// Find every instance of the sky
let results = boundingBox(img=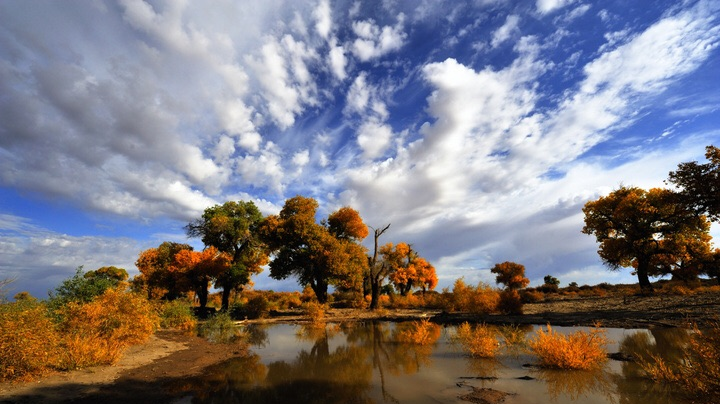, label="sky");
[1,0,719,300]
